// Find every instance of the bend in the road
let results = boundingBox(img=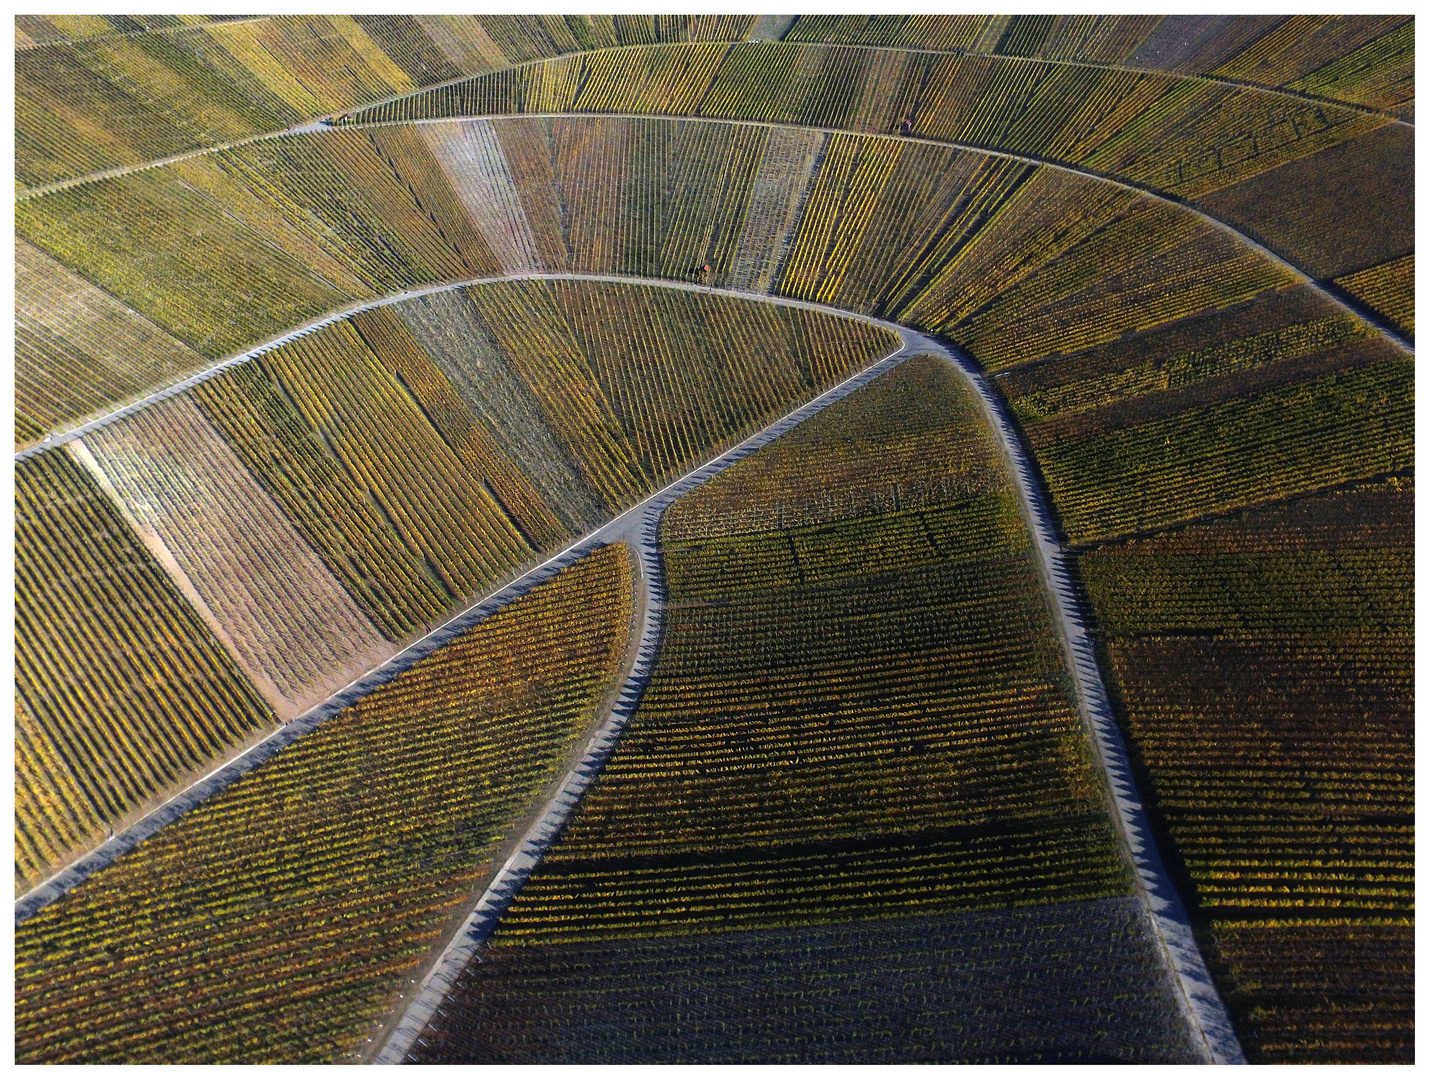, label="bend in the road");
[375,336,918,1065]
